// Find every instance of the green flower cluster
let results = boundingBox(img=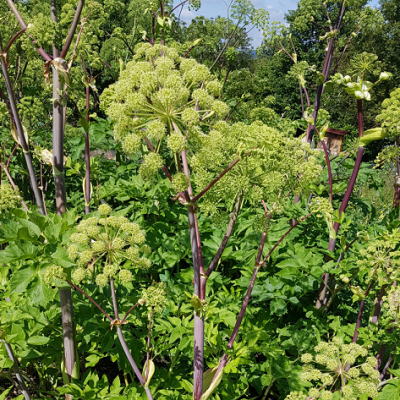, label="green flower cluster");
[376,88,400,140]
[44,265,66,286]
[309,197,335,239]
[0,184,22,211]
[101,43,230,181]
[172,173,190,193]
[191,121,322,216]
[356,231,400,285]
[67,205,151,288]
[140,282,167,315]
[382,285,400,328]
[289,337,379,400]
